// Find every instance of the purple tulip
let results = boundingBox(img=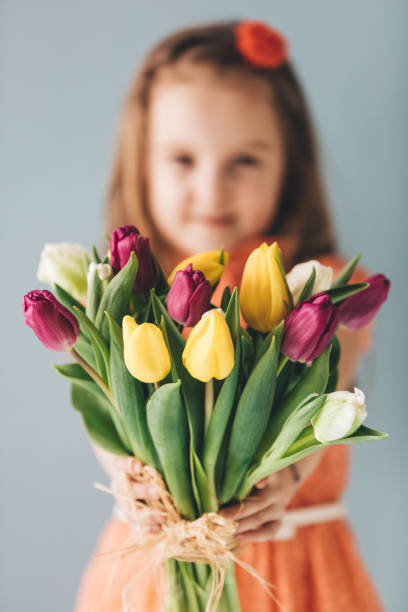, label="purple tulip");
[23,290,80,351]
[167,264,212,326]
[282,292,340,362]
[339,273,390,330]
[110,225,159,294]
